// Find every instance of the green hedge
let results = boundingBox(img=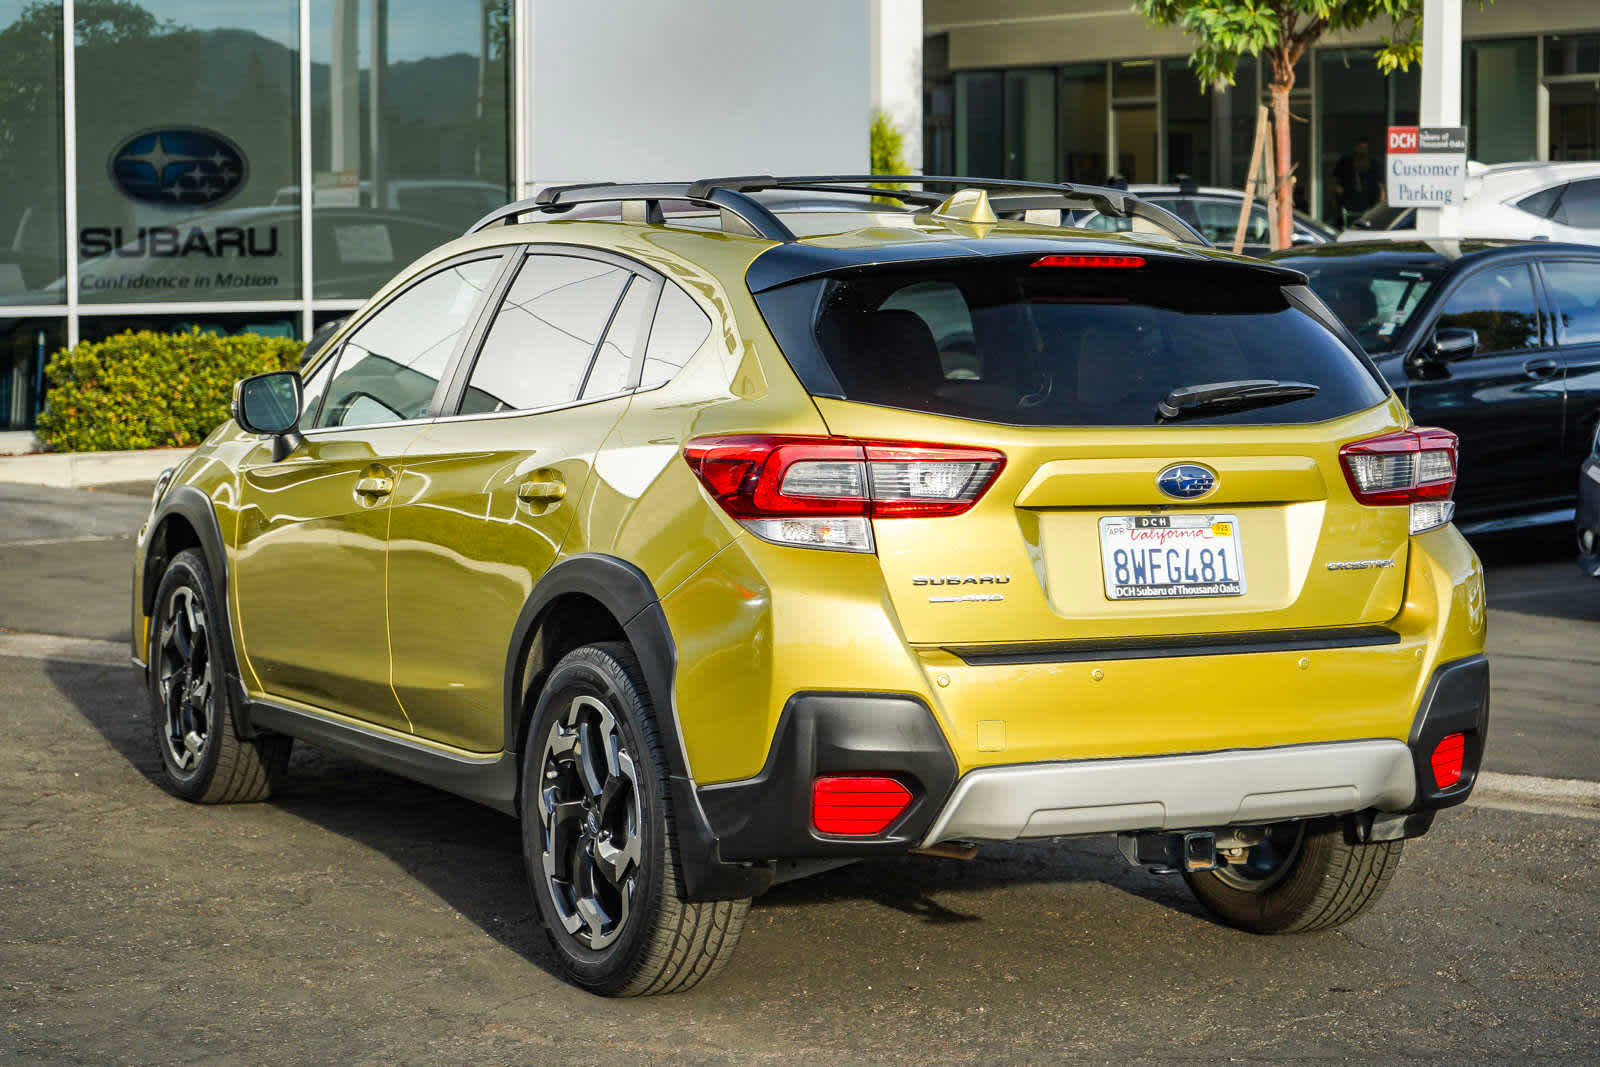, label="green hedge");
[37,329,304,453]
